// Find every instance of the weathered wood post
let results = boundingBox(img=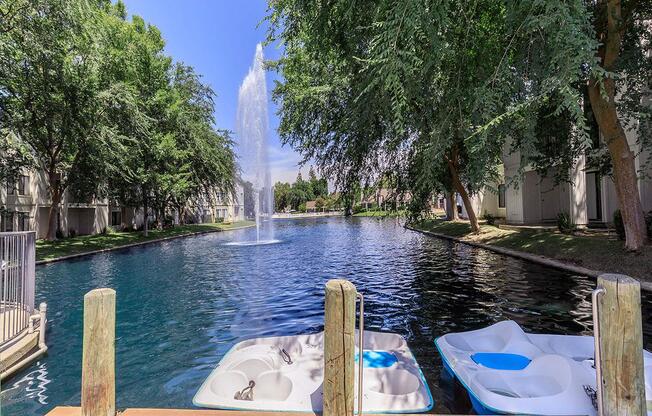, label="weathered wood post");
[595,274,646,416]
[81,288,116,416]
[323,279,357,416]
